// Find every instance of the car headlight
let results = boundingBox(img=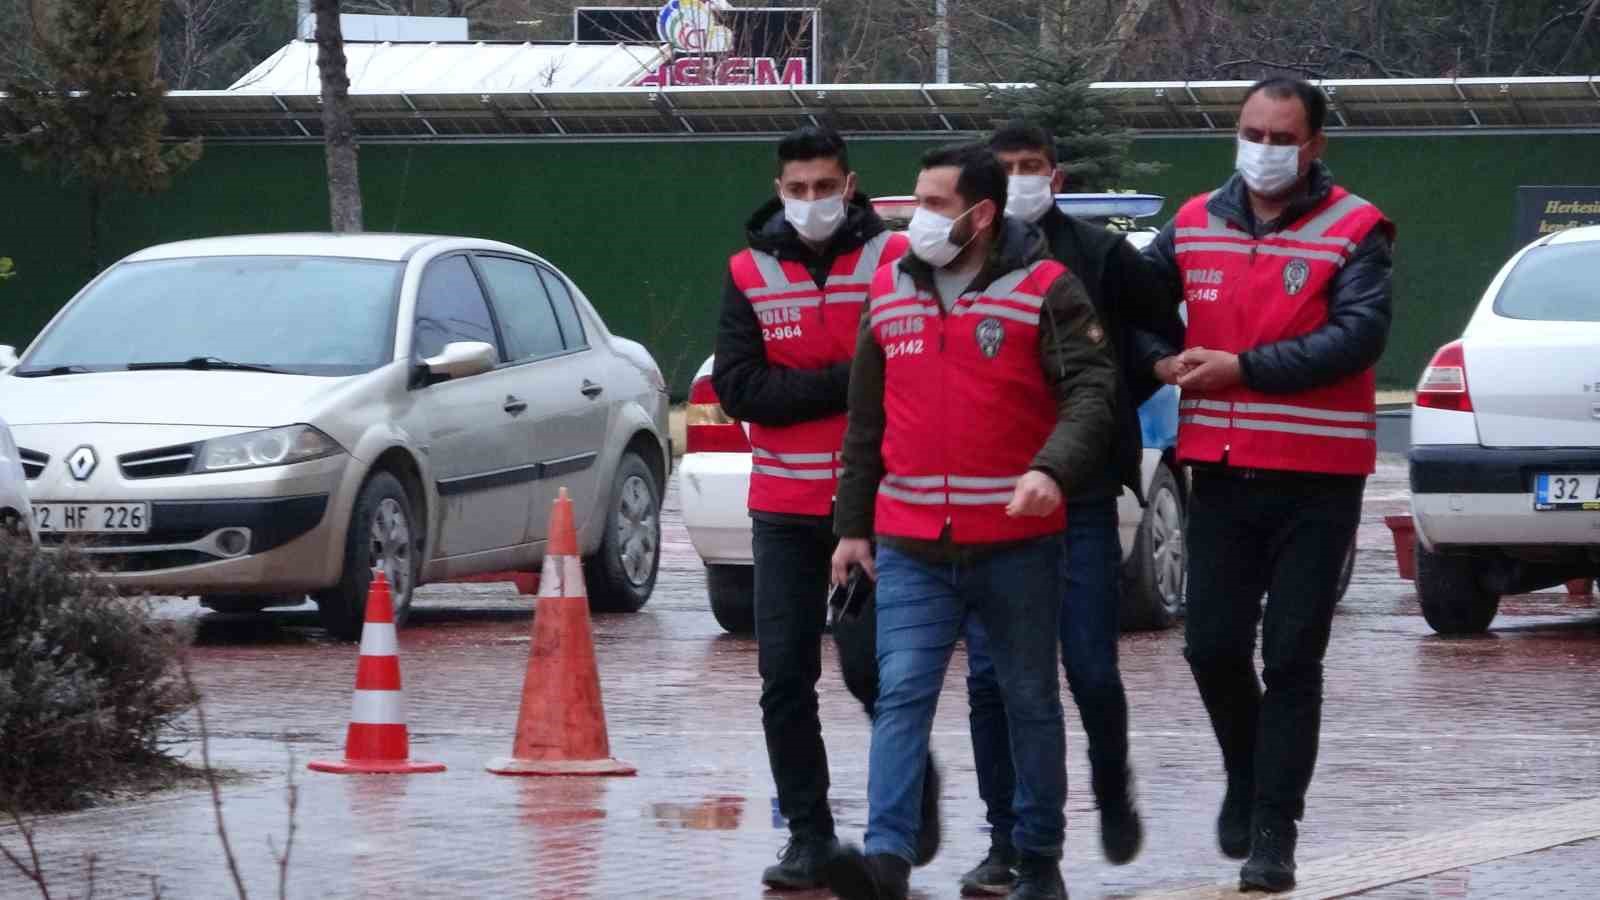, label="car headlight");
[198,425,343,473]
